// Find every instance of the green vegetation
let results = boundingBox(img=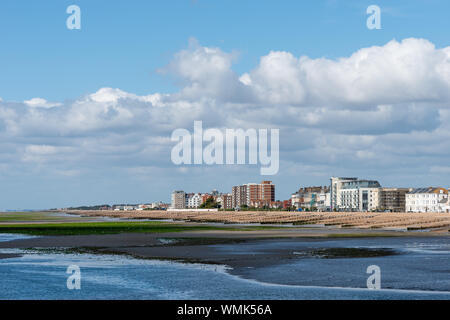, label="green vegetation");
[0,212,70,222]
[199,197,220,209]
[0,221,280,236]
